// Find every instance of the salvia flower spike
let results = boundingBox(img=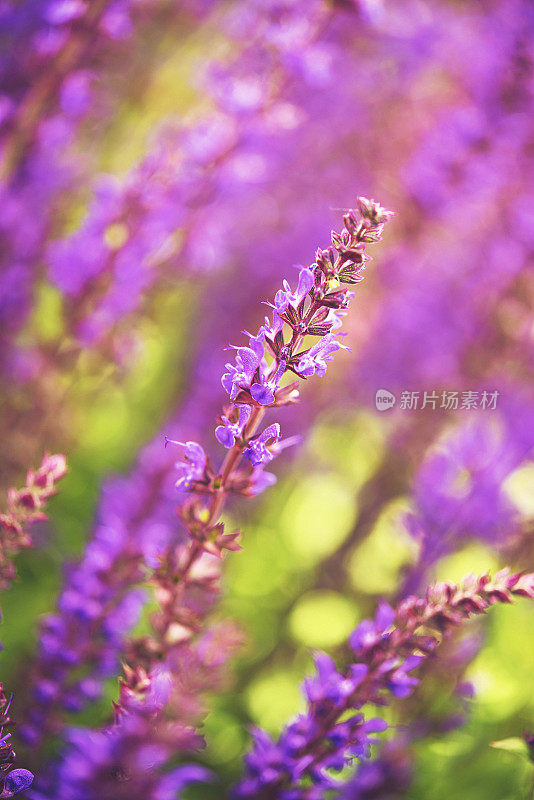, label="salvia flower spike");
[169,197,394,522]
[236,570,534,798]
